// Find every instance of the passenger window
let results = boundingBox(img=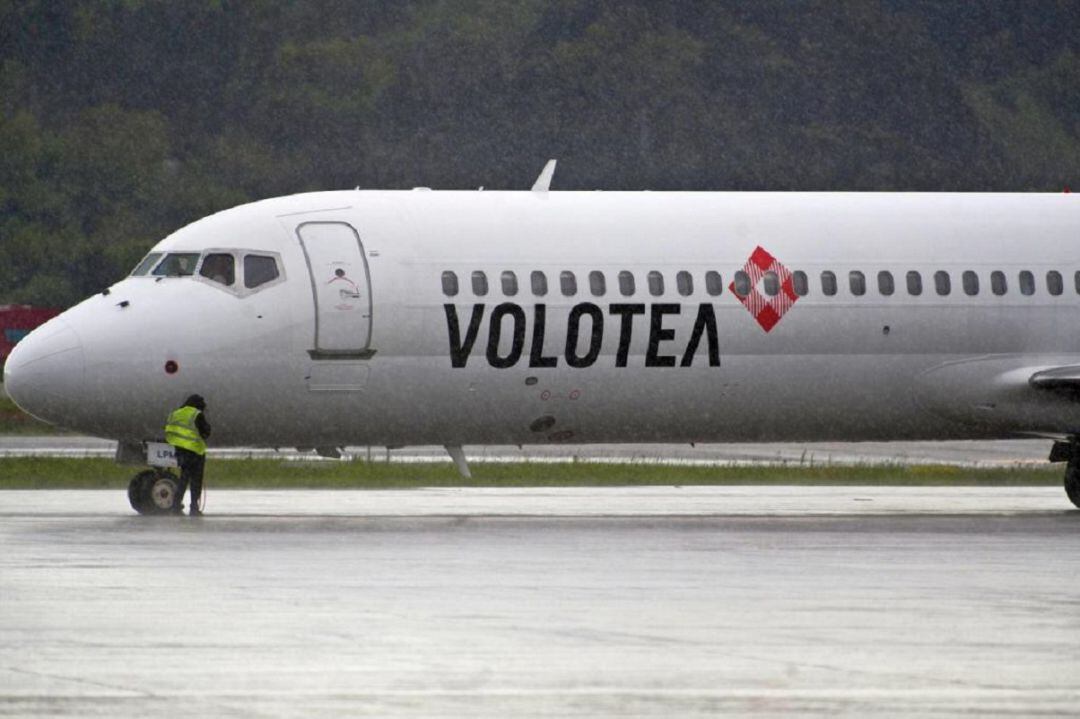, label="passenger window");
[131,252,163,276]
[734,271,751,297]
[878,271,894,296]
[441,271,459,296]
[244,255,280,289]
[531,271,547,296]
[821,271,837,297]
[676,271,693,296]
[1075,270,1080,295]
[849,271,866,296]
[199,253,235,286]
[560,271,577,296]
[962,270,979,296]
[991,270,1007,296]
[501,271,518,296]
[648,271,664,296]
[618,271,635,296]
[705,271,723,296]
[153,253,200,277]
[792,270,808,296]
[906,271,922,296]
[1019,270,1035,296]
[472,271,488,296]
[589,271,606,297]
[934,271,951,296]
[1047,270,1063,296]
[762,271,779,296]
